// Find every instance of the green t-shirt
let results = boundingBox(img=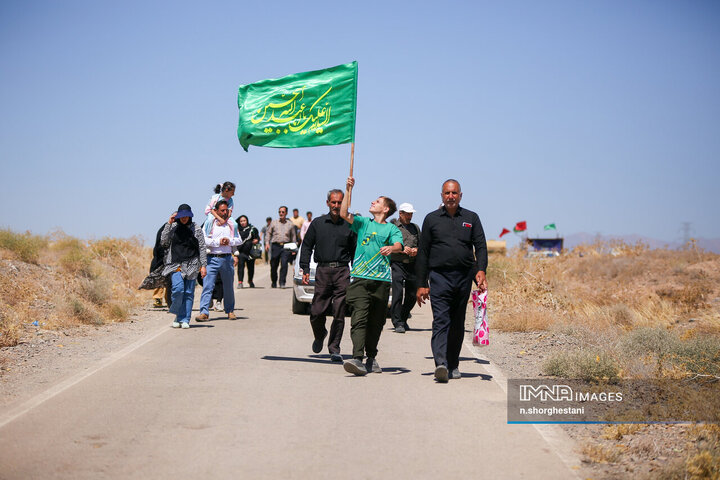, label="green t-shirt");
[350,216,403,282]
